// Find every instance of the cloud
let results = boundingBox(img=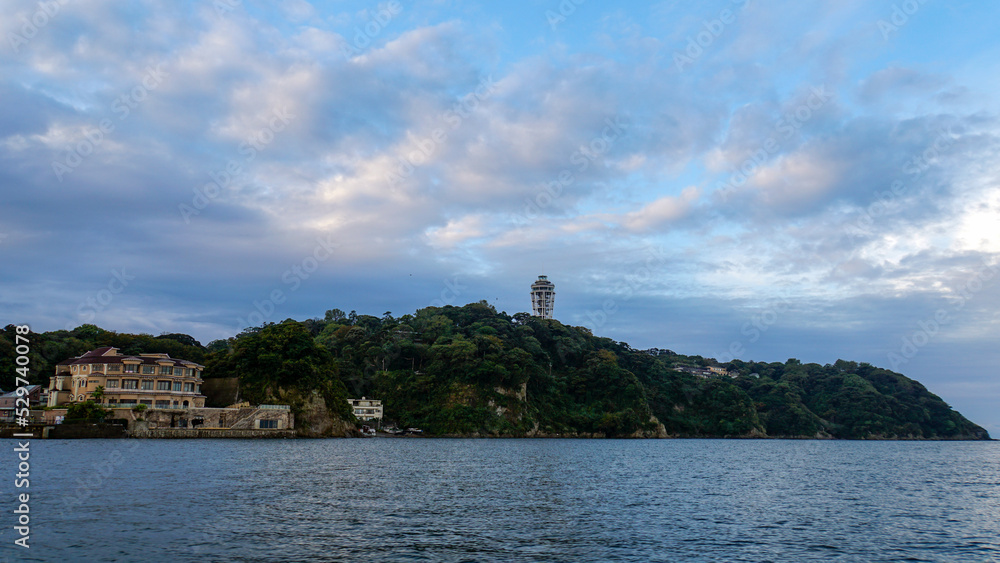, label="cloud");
[2,0,1000,430]
[426,214,488,249]
[621,186,700,232]
[858,66,948,104]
